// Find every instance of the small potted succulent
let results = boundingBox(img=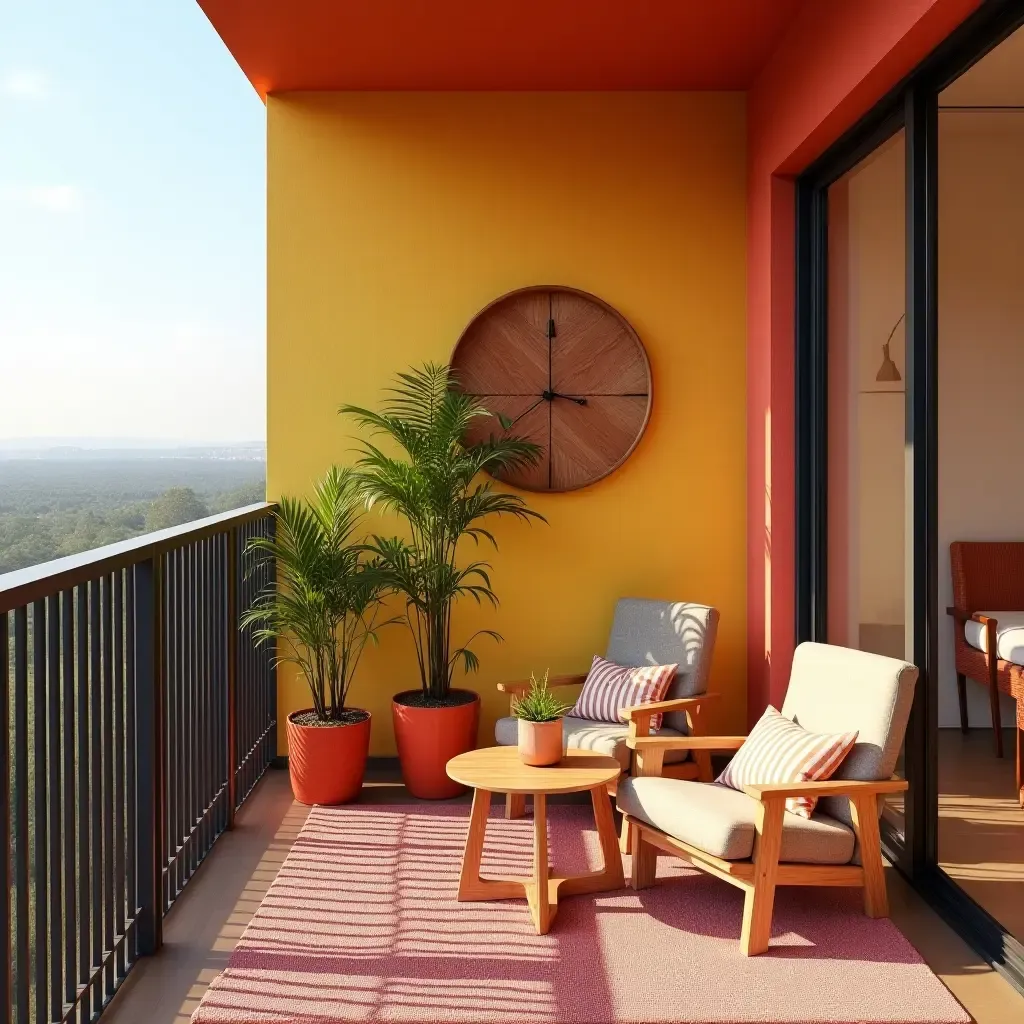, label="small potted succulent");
[511,671,574,767]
